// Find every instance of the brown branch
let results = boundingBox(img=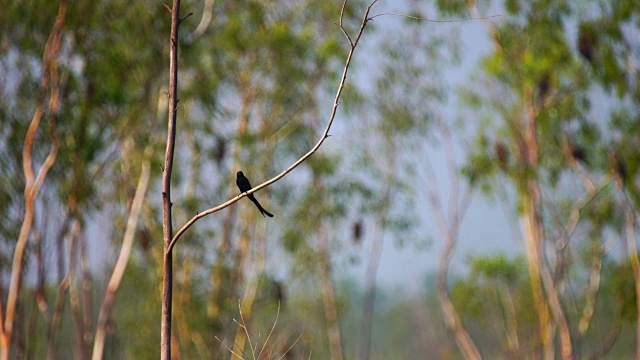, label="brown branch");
[2,2,66,358]
[161,0,183,358]
[167,0,379,254]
